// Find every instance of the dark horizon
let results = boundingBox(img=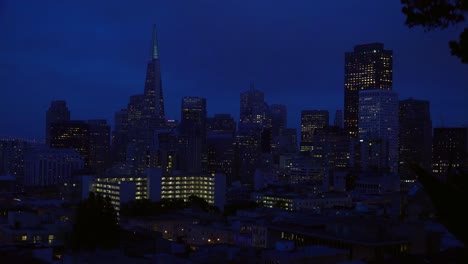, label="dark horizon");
[1,0,468,140]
